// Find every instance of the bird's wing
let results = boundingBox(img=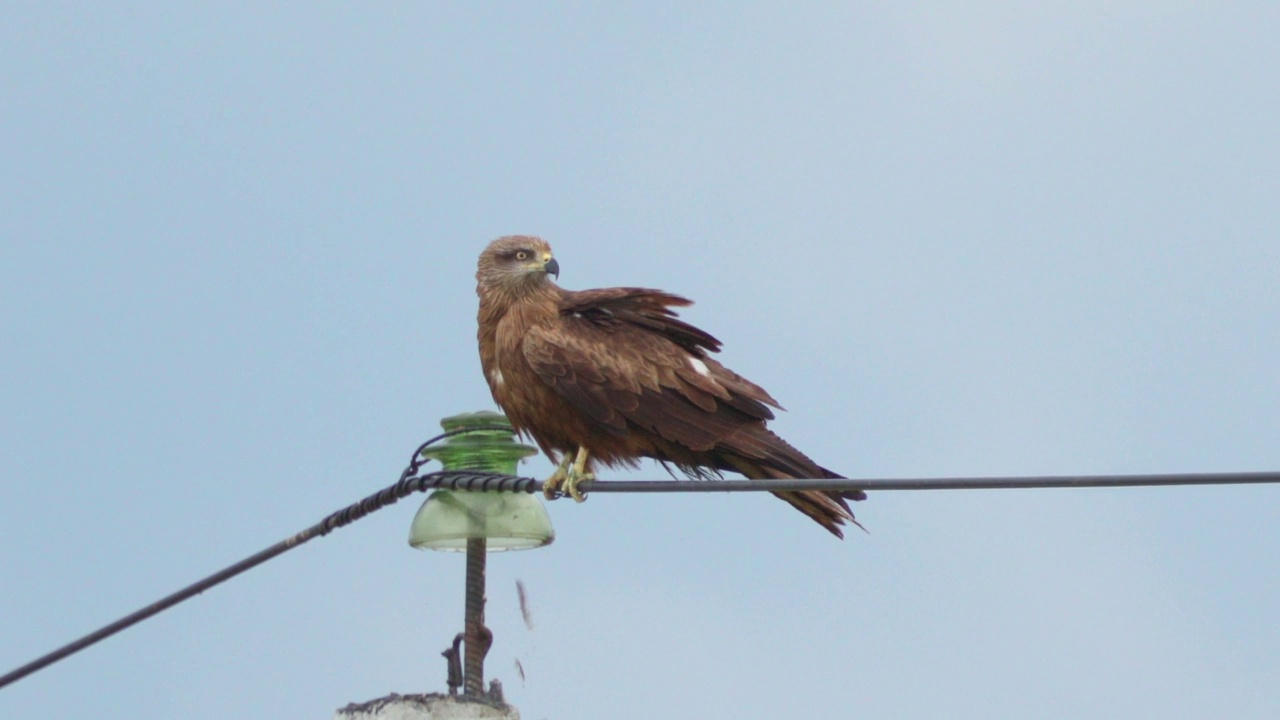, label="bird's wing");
[521,288,783,452]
